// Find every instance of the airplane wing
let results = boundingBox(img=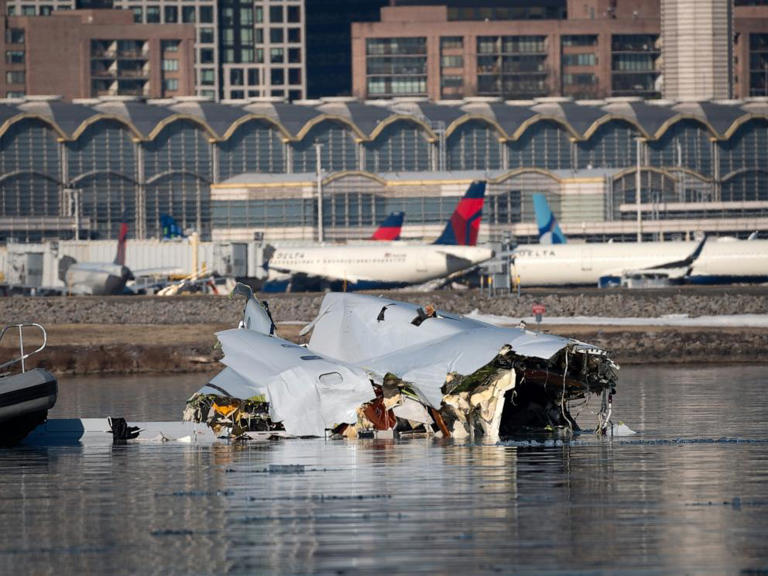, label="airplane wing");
[598,236,708,287]
[642,235,707,271]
